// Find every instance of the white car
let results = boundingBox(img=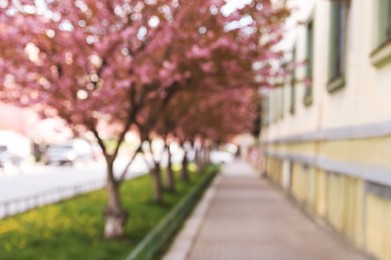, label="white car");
[42,139,95,166]
[0,131,30,171]
[210,150,235,164]
[0,145,23,169]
